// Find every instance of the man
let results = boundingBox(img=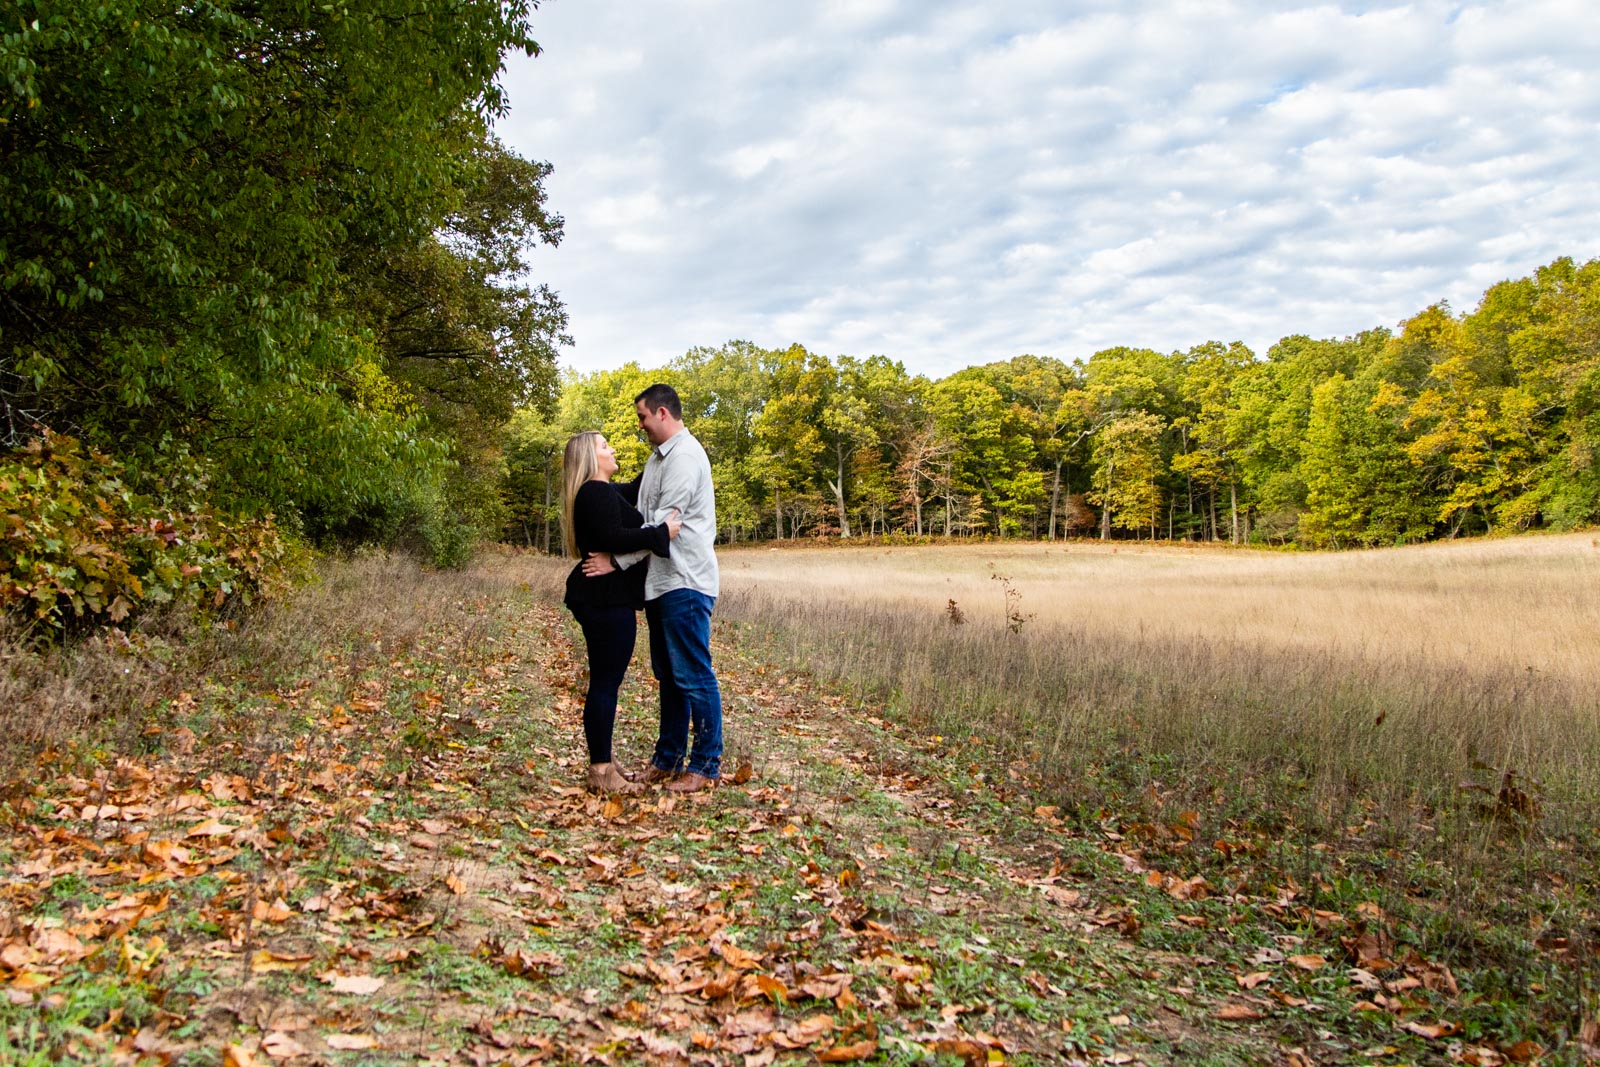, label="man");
[584,383,723,792]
